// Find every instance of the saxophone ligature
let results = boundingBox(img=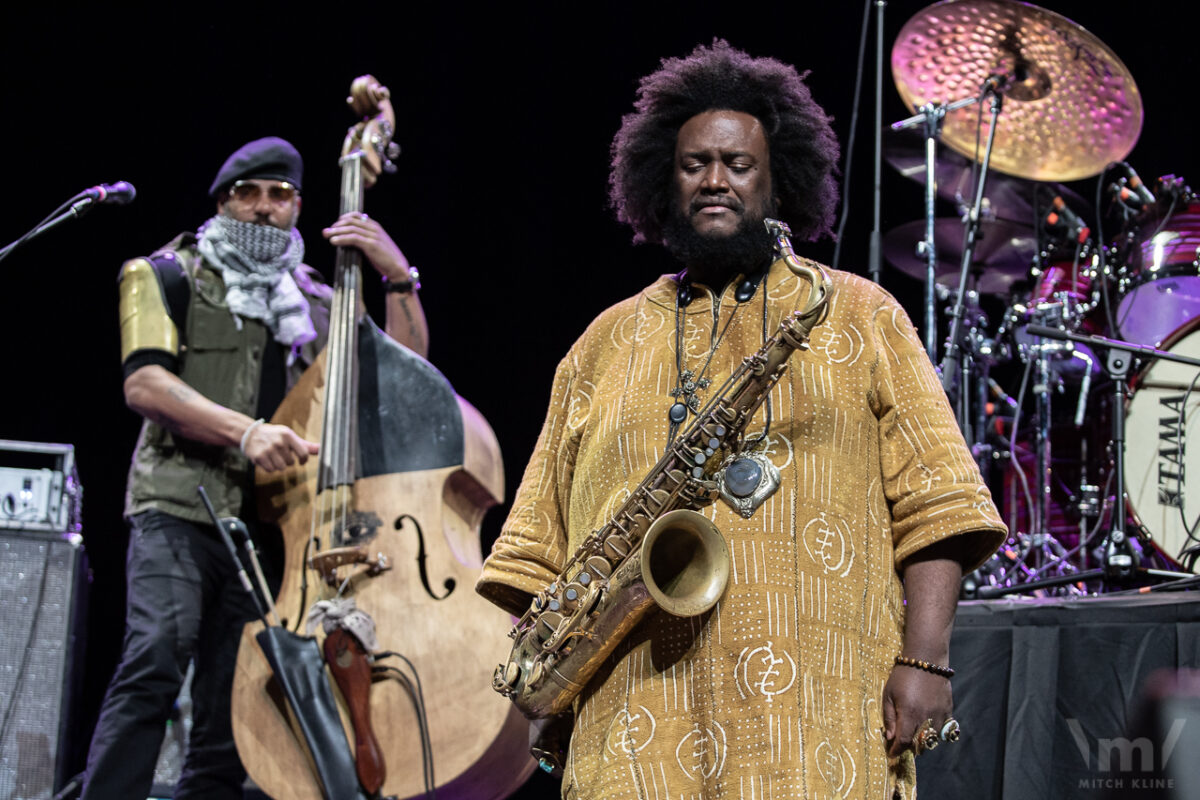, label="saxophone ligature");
[493,219,832,730]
